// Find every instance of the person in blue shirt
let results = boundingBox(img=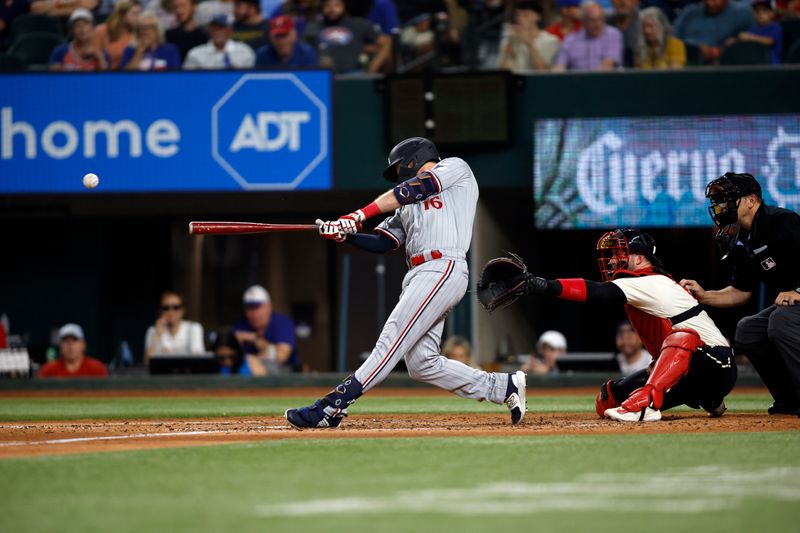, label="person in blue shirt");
[232,285,301,373]
[121,12,181,70]
[733,0,782,64]
[255,14,318,65]
[214,331,268,375]
[674,0,754,63]
[368,0,399,35]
